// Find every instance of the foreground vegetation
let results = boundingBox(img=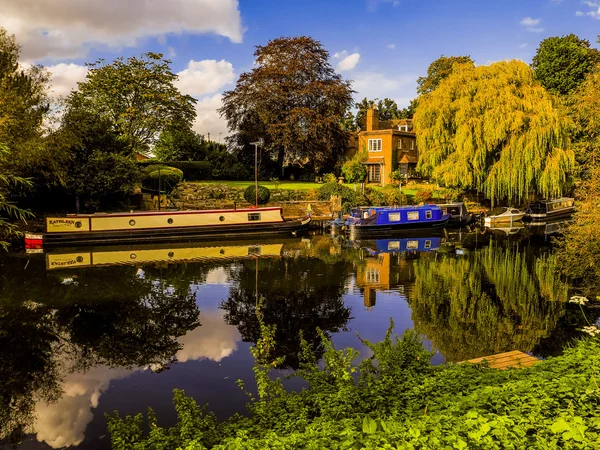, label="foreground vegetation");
[108,314,600,449]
